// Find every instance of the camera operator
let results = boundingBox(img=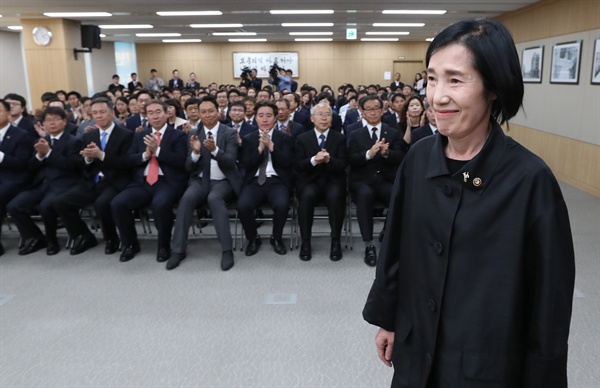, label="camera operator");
[268,65,291,92]
[240,68,263,90]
